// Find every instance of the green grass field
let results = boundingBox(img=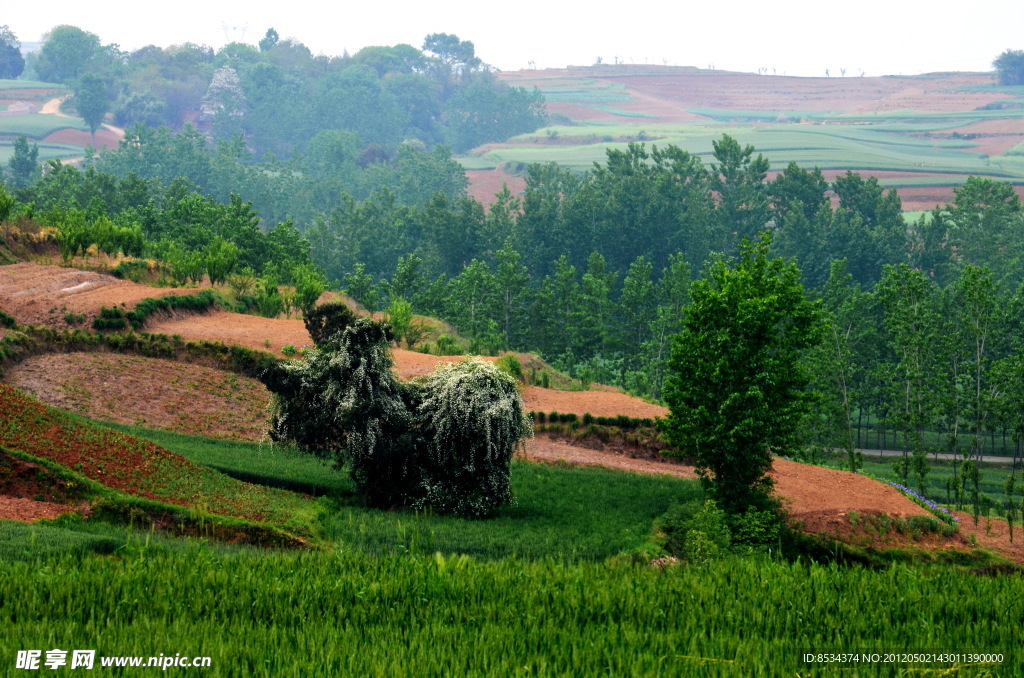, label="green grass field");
[0,78,61,92]
[0,113,89,139]
[2,414,1021,674]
